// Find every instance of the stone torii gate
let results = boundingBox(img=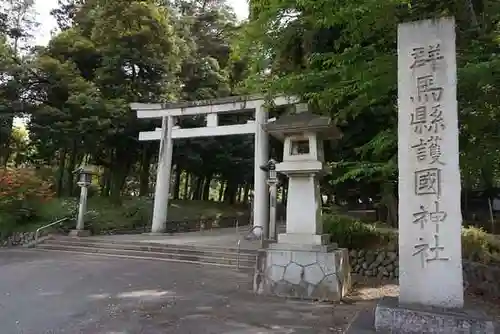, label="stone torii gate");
[130,95,299,234]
